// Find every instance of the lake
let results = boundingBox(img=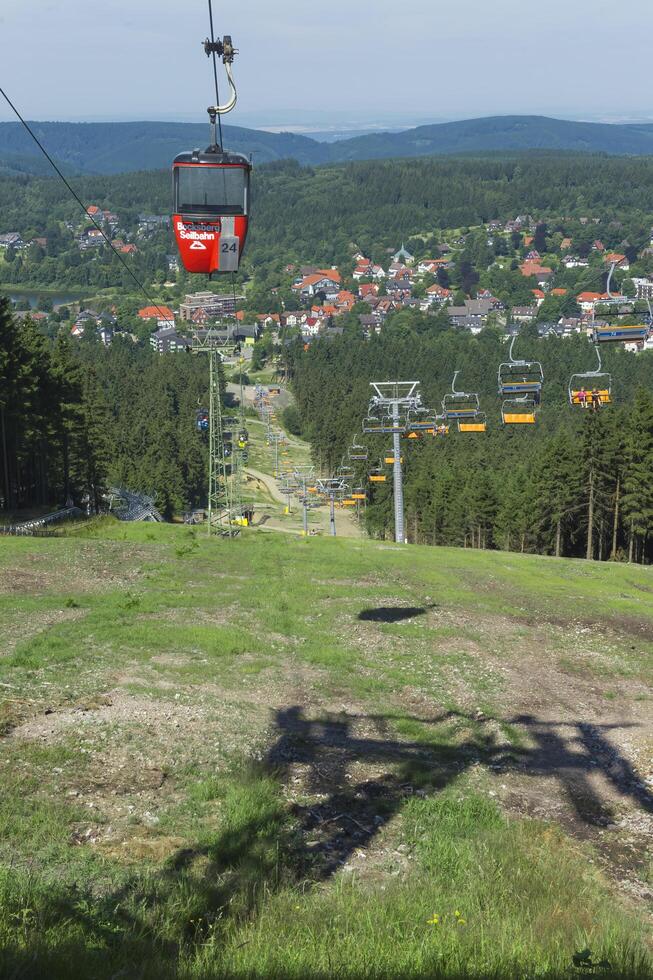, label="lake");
[5,290,87,310]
